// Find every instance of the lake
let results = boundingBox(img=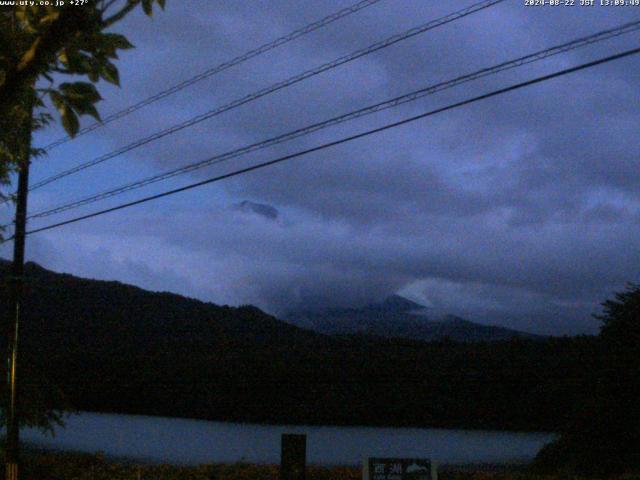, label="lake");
[22,412,555,466]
